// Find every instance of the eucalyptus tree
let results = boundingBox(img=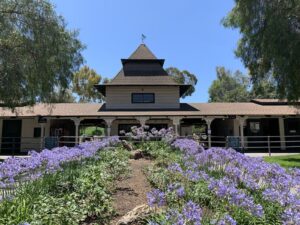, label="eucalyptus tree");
[223,0,300,100]
[166,67,198,98]
[73,66,103,103]
[208,67,250,102]
[0,0,85,108]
